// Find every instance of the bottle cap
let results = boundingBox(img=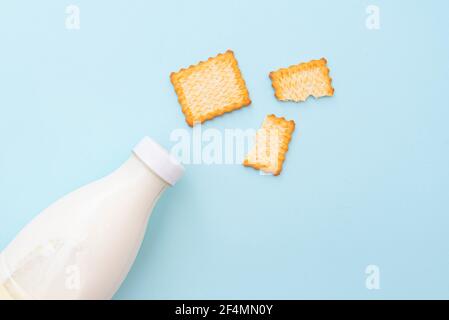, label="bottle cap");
[133,137,184,186]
